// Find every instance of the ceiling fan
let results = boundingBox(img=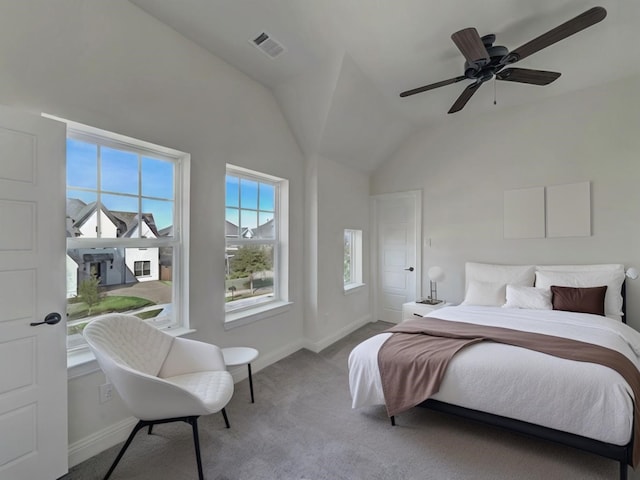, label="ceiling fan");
[400,6,607,113]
